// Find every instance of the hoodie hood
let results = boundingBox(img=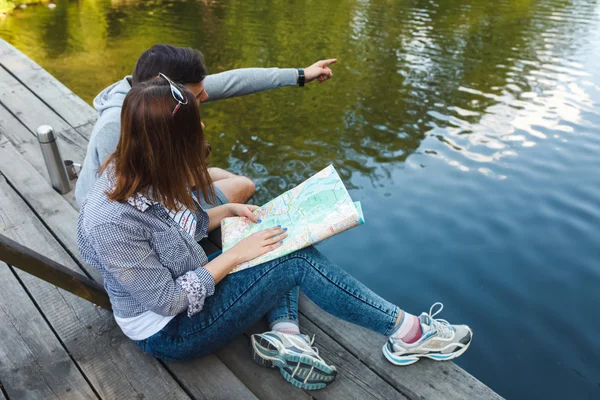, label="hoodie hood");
[93,76,132,116]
